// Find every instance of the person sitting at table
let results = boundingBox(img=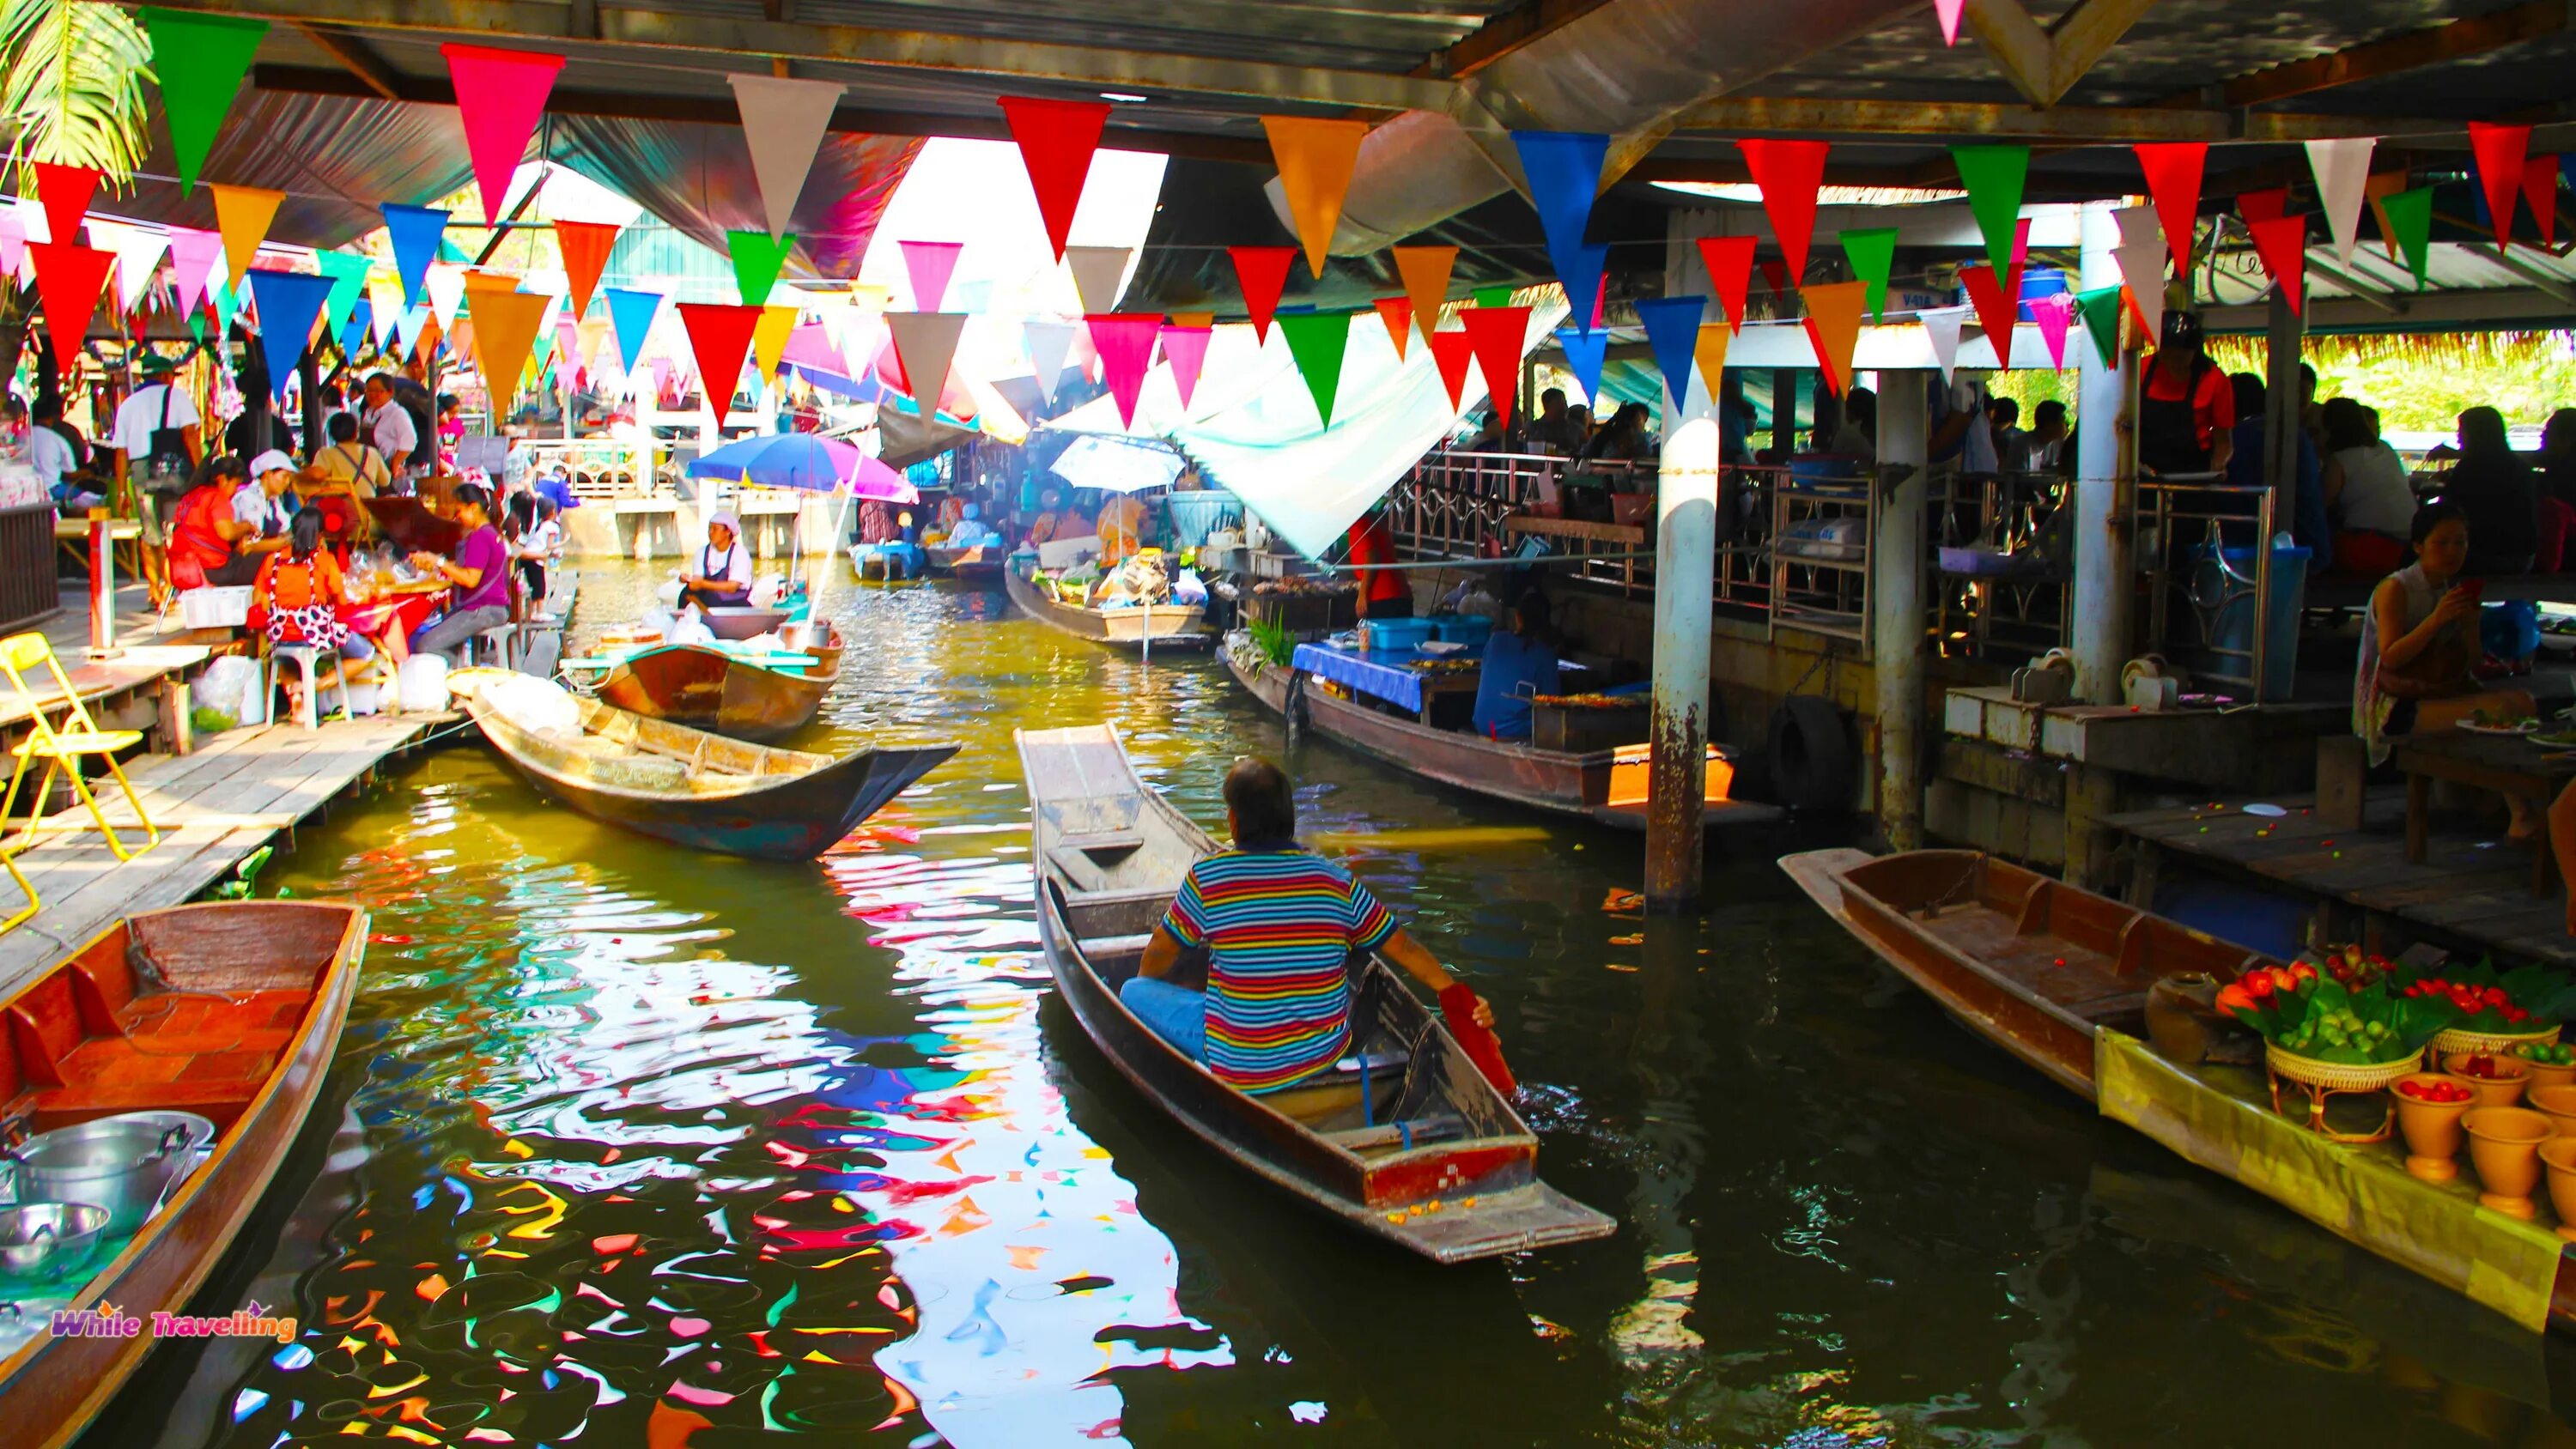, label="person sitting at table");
[1097,493,1145,564]
[29,399,100,513]
[2354,500,2539,837]
[300,412,390,548]
[166,454,288,591]
[256,509,376,717]
[2322,398,2415,579]
[404,482,512,660]
[1472,594,1563,742]
[509,494,562,615]
[2224,373,2330,570]
[2435,406,2545,576]
[679,510,753,609]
